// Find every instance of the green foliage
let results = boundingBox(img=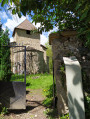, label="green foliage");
[45,41,53,73]
[0,104,8,116]
[86,96,90,104]
[60,113,69,119]
[0,0,90,46]
[50,31,60,34]
[82,70,90,94]
[60,65,65,72]
[43,84,54,107]
[84,95,90,118]
[0,22,12,81]
[0,107,8,115]
[44,108,58,119]
[60,65,66,88]
[82,70,90,118]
